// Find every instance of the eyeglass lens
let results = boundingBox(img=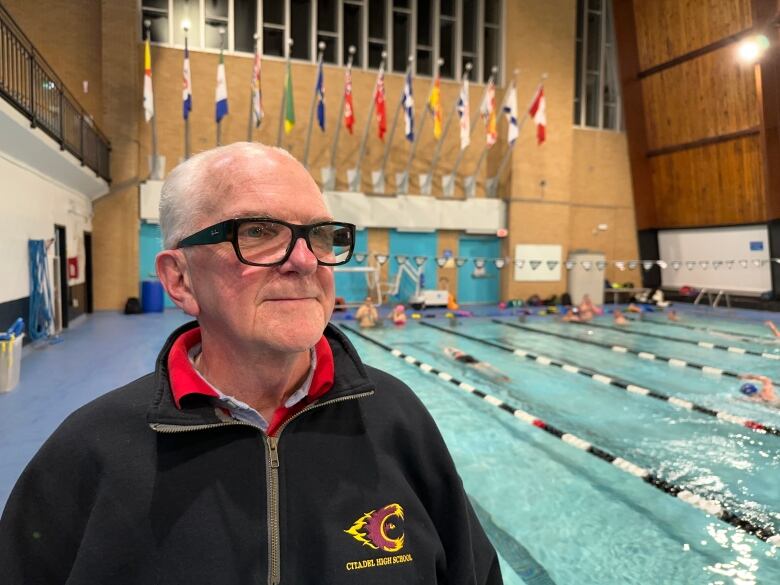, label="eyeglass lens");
[236,221,352,265]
